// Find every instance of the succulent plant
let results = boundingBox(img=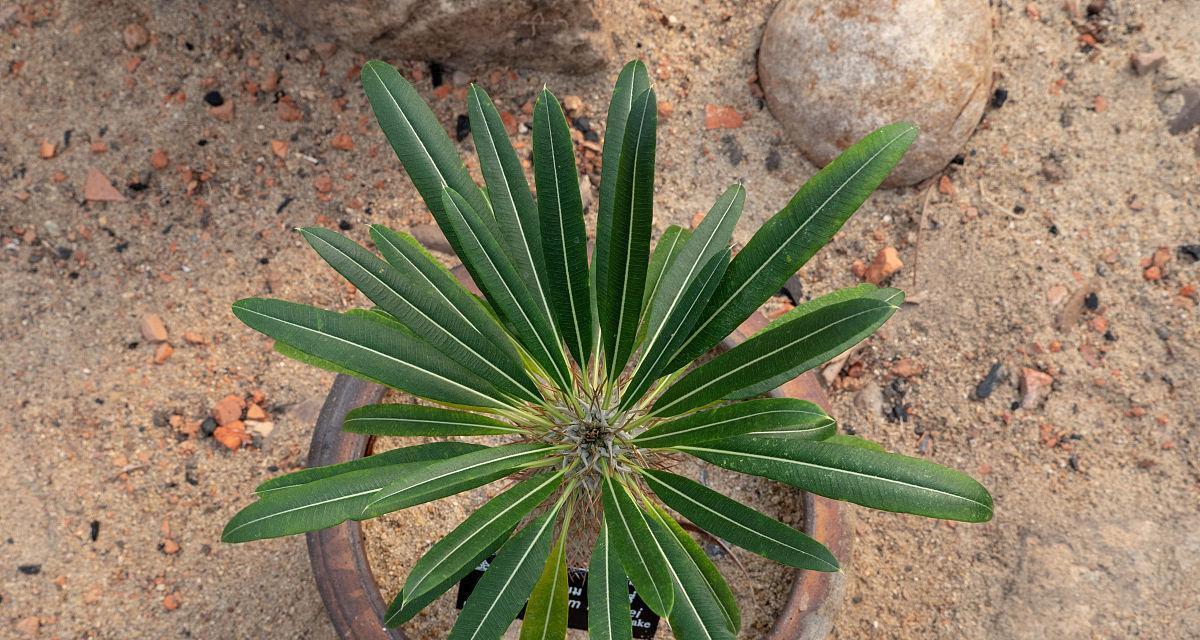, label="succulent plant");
[223,59,993,639]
